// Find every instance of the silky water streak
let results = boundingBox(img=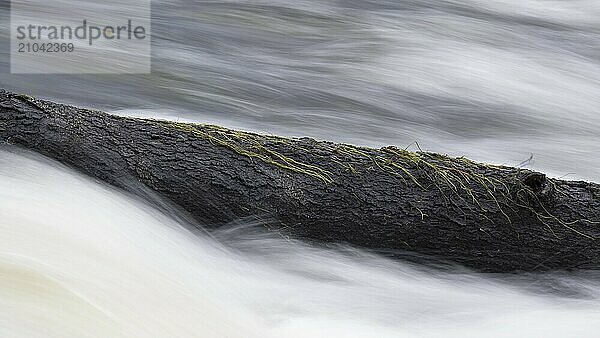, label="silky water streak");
[0,148,599,338]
